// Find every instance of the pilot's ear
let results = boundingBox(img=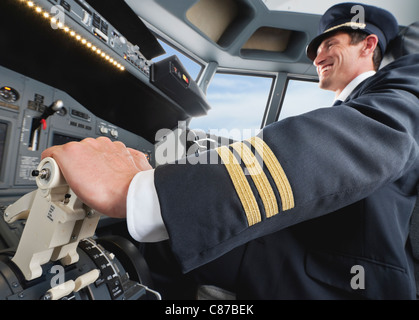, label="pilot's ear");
[362,34,379,56]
